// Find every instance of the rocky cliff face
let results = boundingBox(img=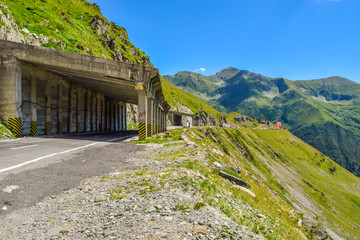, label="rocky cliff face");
[0,4,42,46]
[0,1,151,66]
